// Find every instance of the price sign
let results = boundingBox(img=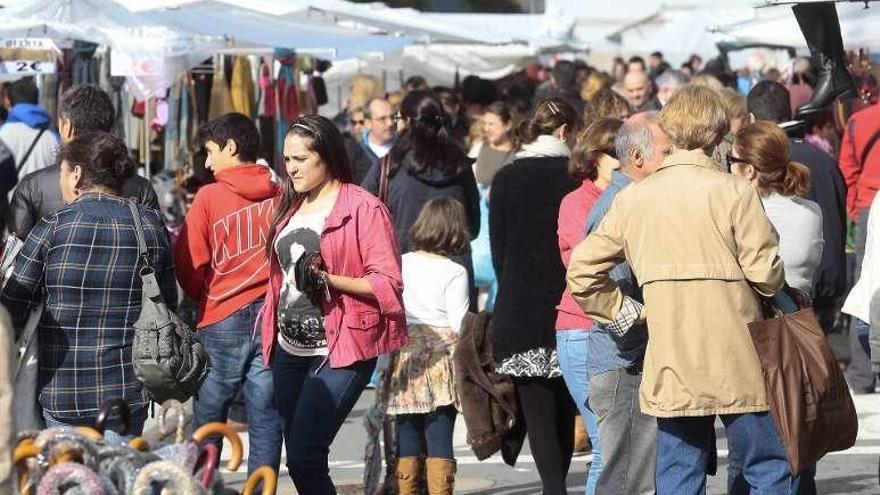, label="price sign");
[0,38,58,75]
